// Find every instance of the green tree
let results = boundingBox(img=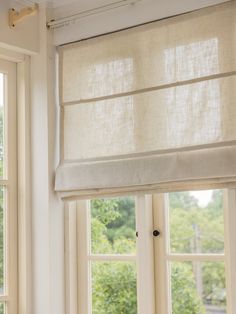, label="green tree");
[91,198,137,313]
[169,191,226,312]
[172,262,205,314]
